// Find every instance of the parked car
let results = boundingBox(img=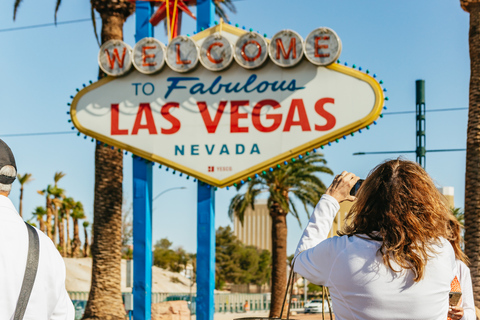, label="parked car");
[304,299,332,313]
